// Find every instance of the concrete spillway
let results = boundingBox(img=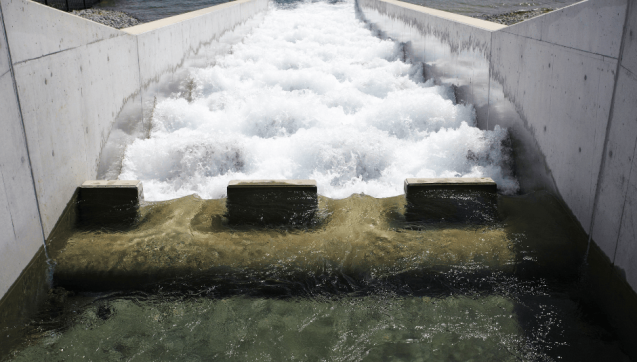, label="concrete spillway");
[1,0,637,358]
